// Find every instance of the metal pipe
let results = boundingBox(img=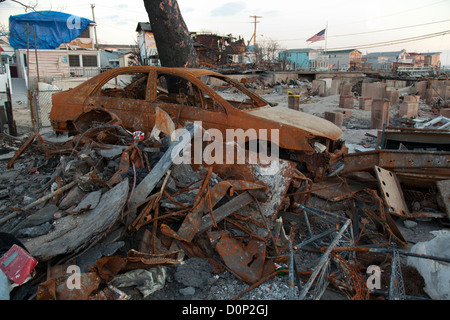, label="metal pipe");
[323,246,450,264]
[296,204,348,222]
[298,219,352,300]
[294,227,338,250]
